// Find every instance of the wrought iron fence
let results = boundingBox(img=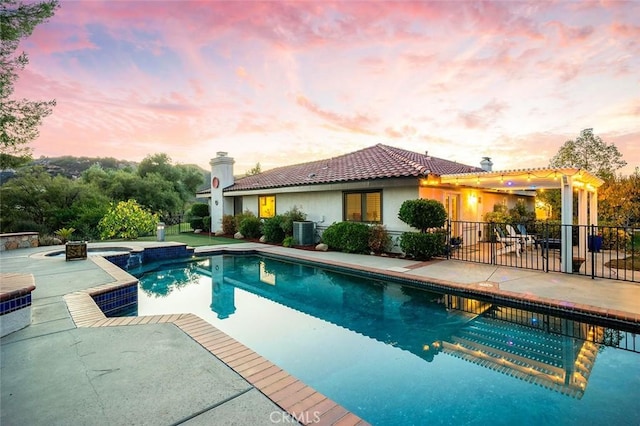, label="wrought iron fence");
[445,220,639,282]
